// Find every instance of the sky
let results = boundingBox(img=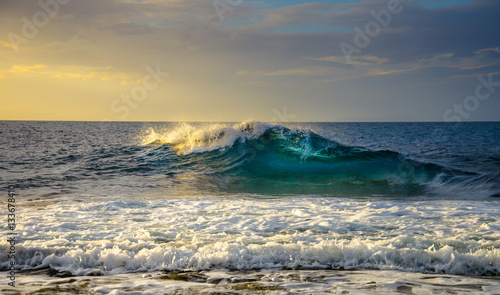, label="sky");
[0,0,499,122]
